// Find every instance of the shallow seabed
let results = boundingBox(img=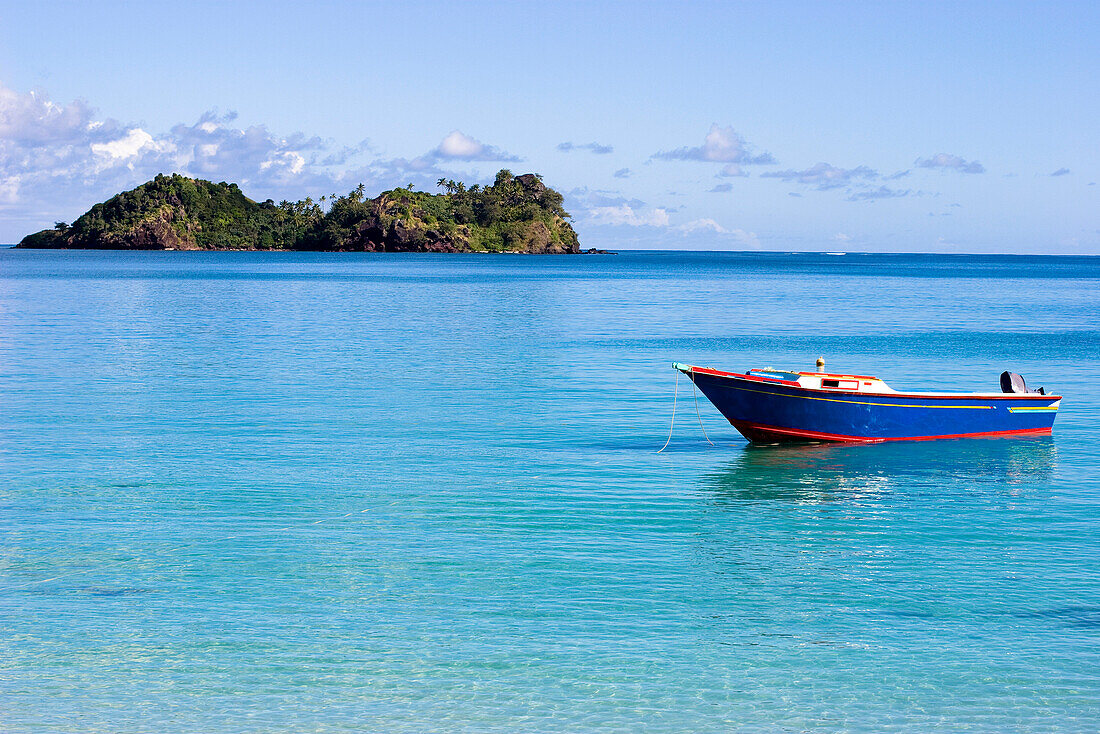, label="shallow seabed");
[1,250,1098,732]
